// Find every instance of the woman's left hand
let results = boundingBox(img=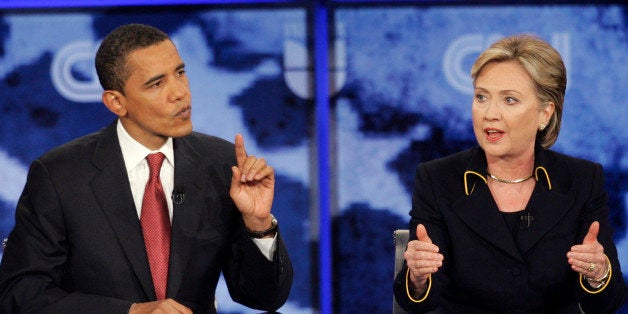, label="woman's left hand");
[566,221,607,280]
